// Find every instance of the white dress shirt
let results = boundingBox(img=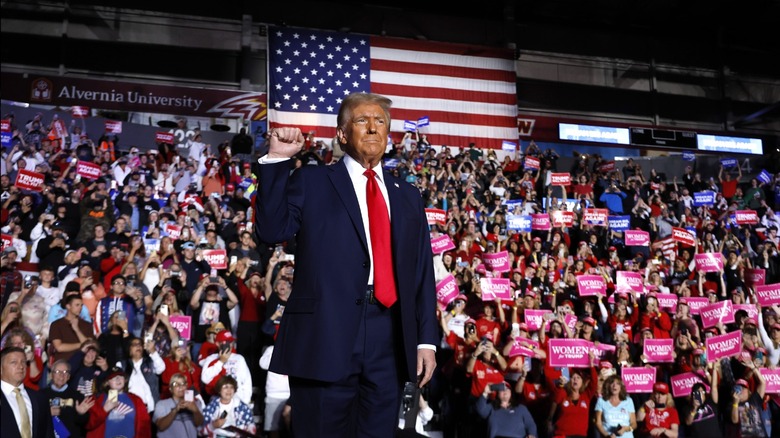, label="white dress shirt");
[1,380,33,436]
